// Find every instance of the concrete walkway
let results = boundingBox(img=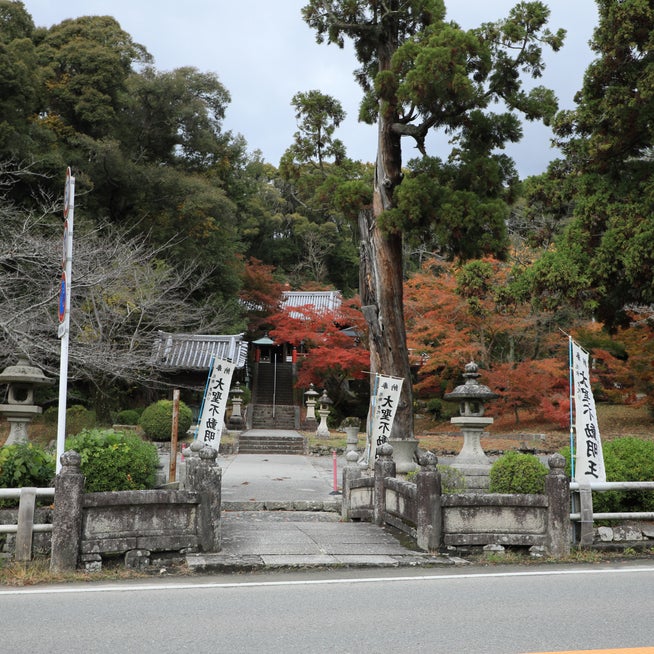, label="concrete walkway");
[186,452,459,572]
[220,451,341,510]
